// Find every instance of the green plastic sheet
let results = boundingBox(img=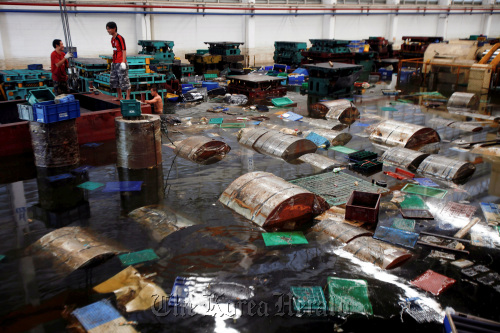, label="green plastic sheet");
[401,184,447,199]
[400,194,428,209]
[329,146,358,154]
[118,249,159,266]
[77,181,104,191]
[327,277,373,315]
[391,218,416,232]
[262,231,308,246]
